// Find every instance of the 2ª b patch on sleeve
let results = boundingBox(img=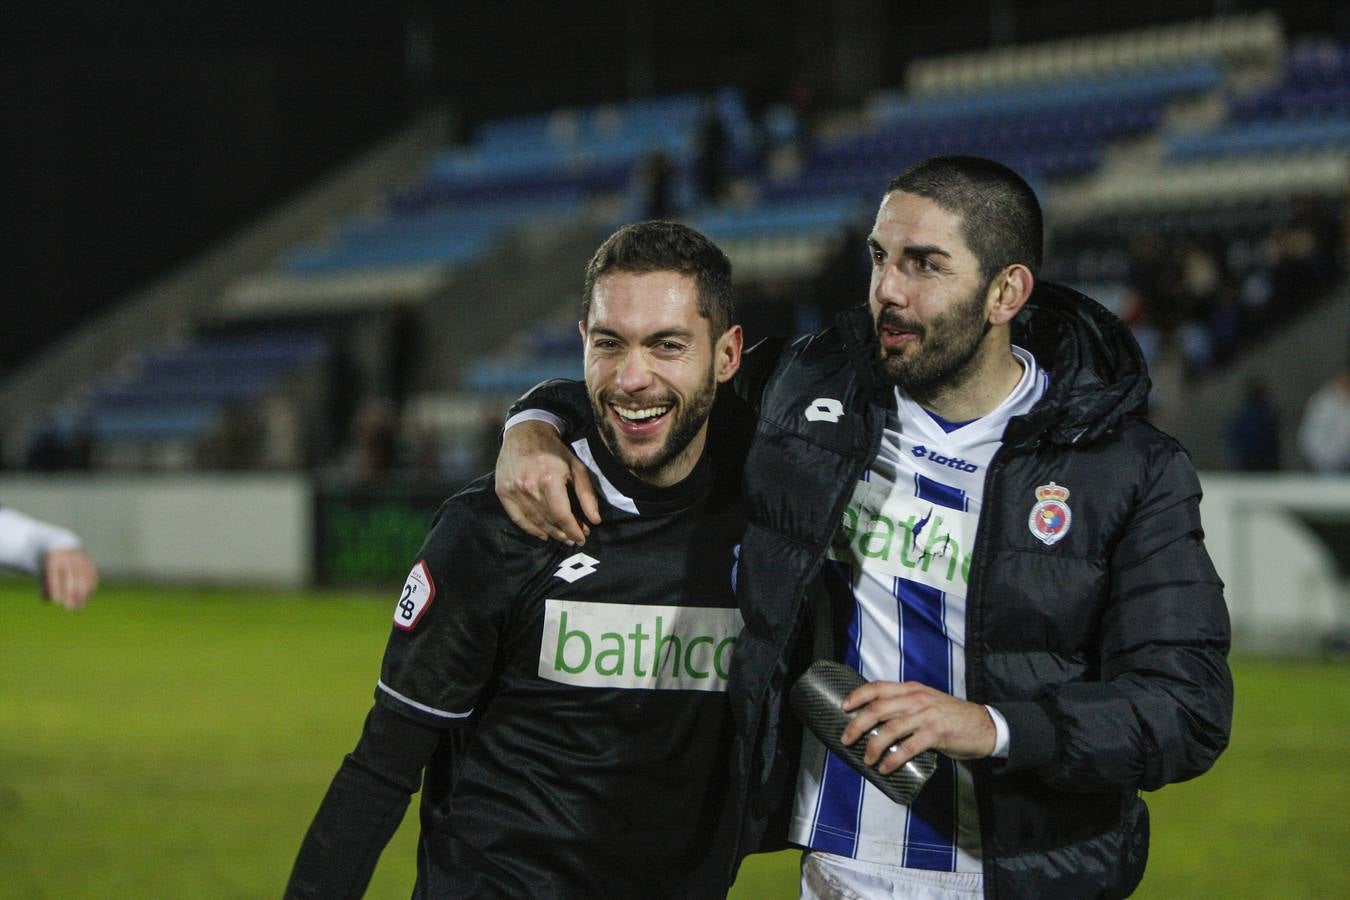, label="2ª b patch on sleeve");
[393,560,436,630]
